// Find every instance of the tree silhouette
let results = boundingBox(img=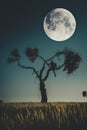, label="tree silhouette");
[7,47,81,103]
